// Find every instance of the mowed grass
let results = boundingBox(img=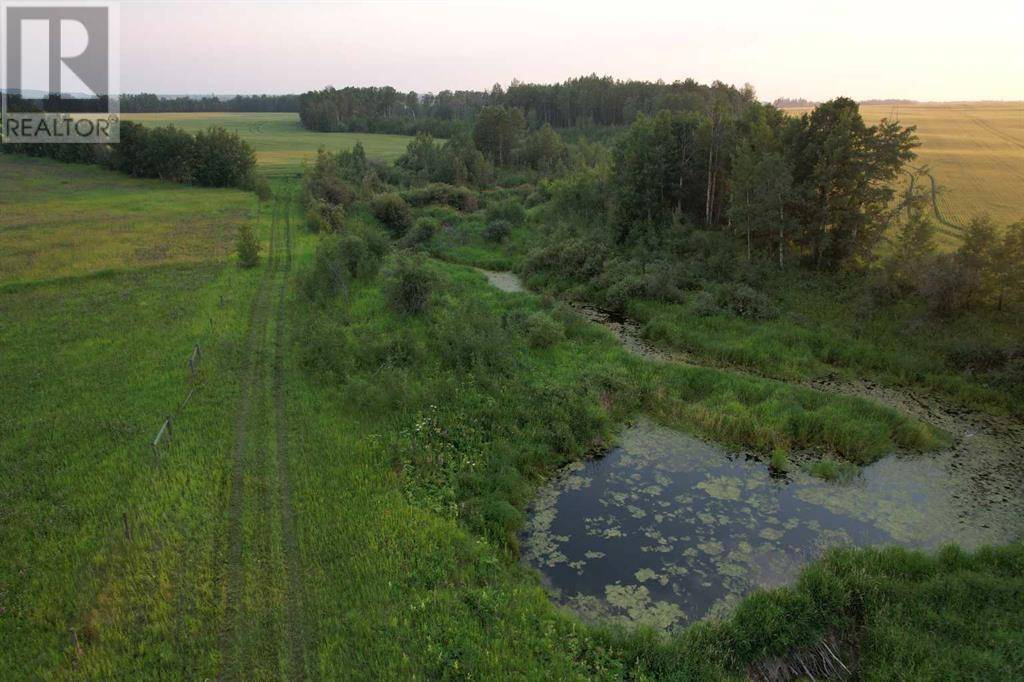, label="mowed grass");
[124,112,415,176]
[0,155,253,284]
[0,156,269,676]
[787,102,1024,228]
